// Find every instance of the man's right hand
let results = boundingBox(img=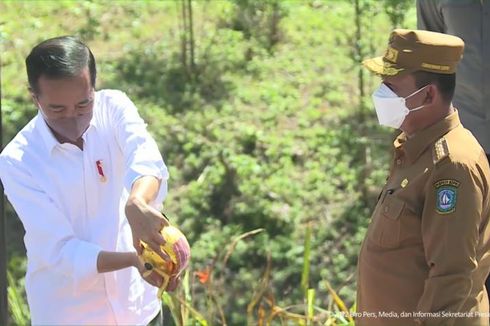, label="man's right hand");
[131,252,164,288]
[125,195,170,260]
